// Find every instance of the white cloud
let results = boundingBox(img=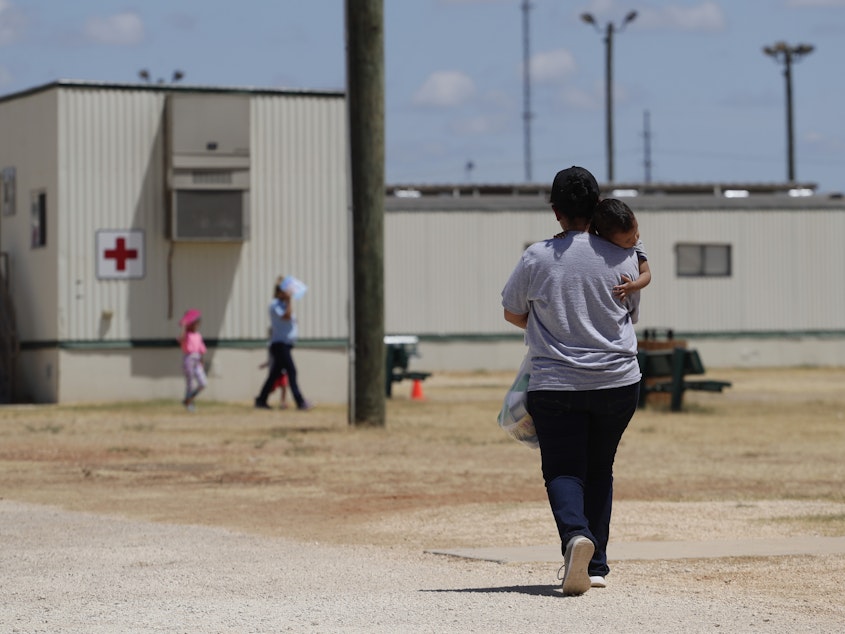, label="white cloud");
[560,80,633,111]
[633,2,726,32]
[804,130,845,152]
[0,0,27,46]
[560,85,600,111]
[413,71,476,107]
[787,0,845,6]
[582,0,618,15]
[84,12,145,46]
[531,49,577,83]
[449,113,505,136]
